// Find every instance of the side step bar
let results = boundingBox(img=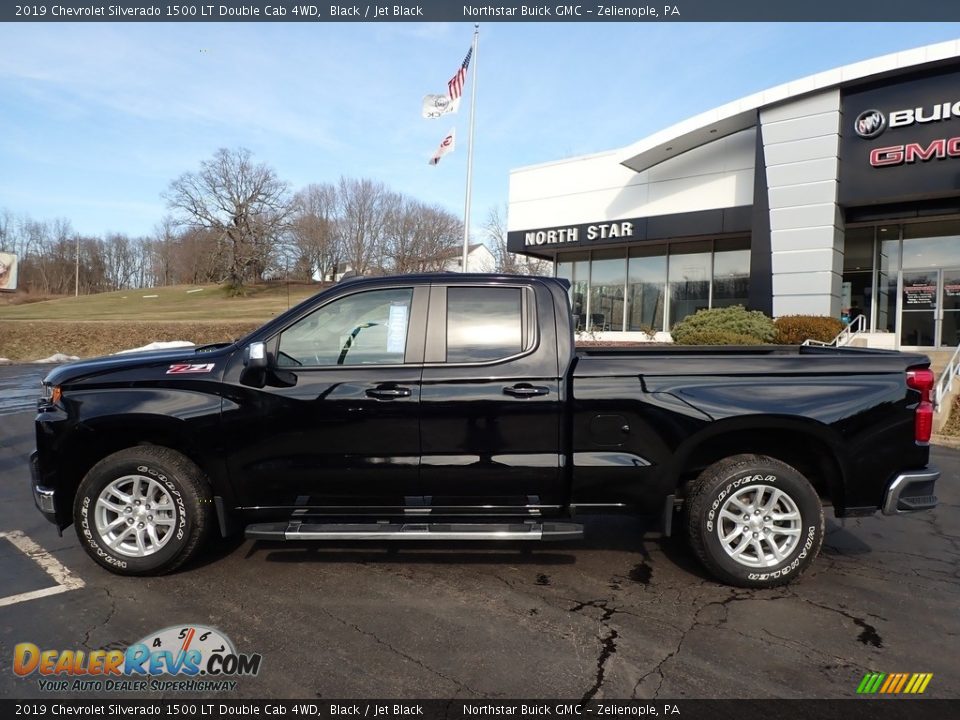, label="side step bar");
[245,521,584,542]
